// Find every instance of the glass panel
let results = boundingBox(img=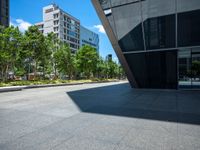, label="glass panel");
[191,48,200,88]
[178,49,192,88]
[141,0,176,50]
[178,9,200,47]
[125,50,177,89]
[143,14,176,50]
